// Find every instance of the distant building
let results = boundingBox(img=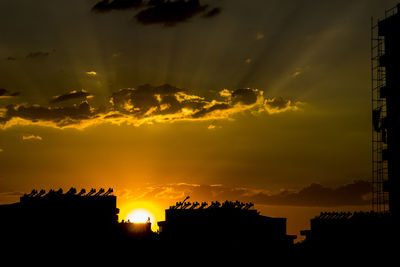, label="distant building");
[300,211,394,252]
[158,199,296,252]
